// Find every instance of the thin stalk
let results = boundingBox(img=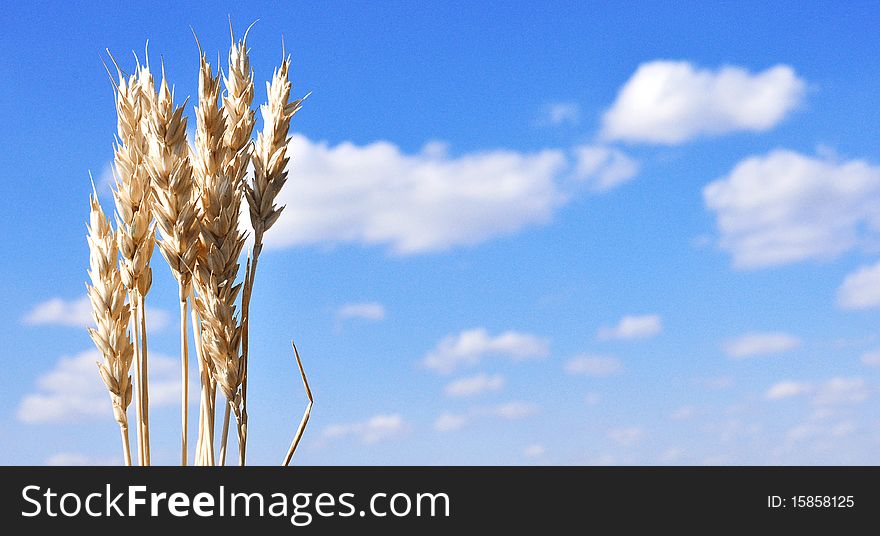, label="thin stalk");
[179,285,189,466]
[139,293,151,465]
[120,423,132,467]
[218,403,231,466]
[131,291,144,466]
[189,287,215,466]
[283,340,312,466]
[239,240,262,465]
